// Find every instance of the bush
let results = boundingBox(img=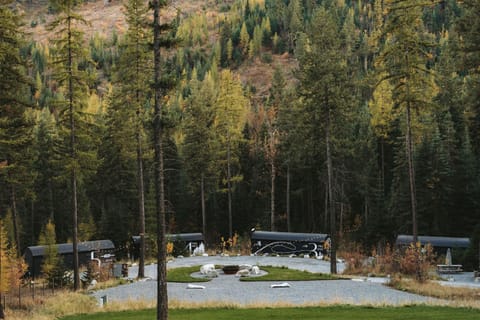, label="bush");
[399,242,436,282]
[261,53,273,64]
